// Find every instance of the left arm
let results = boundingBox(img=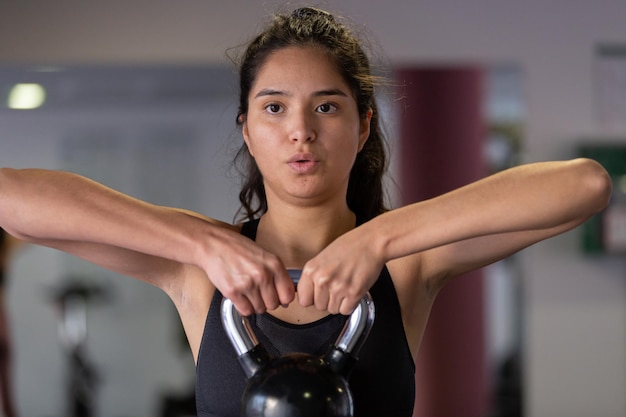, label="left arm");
[376,157,611,287]
[299,158,612,314]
